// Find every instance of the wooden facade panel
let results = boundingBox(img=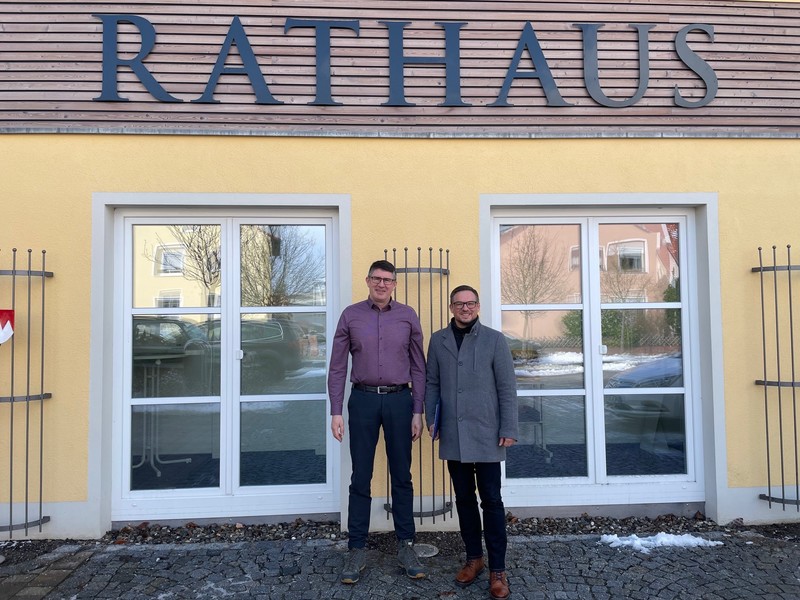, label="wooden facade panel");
[0,0,799,137]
